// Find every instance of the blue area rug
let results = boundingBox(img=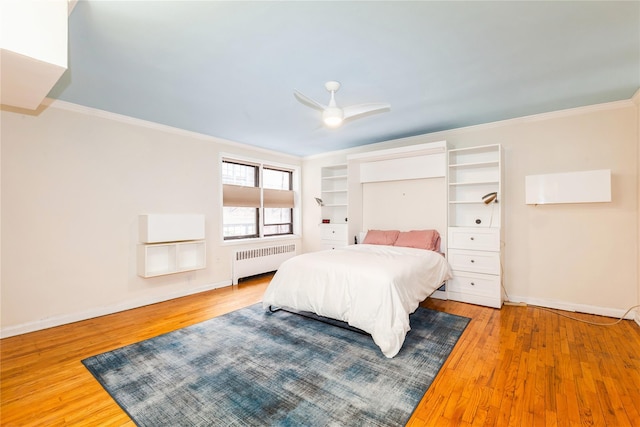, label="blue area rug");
[82,303,469,426]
